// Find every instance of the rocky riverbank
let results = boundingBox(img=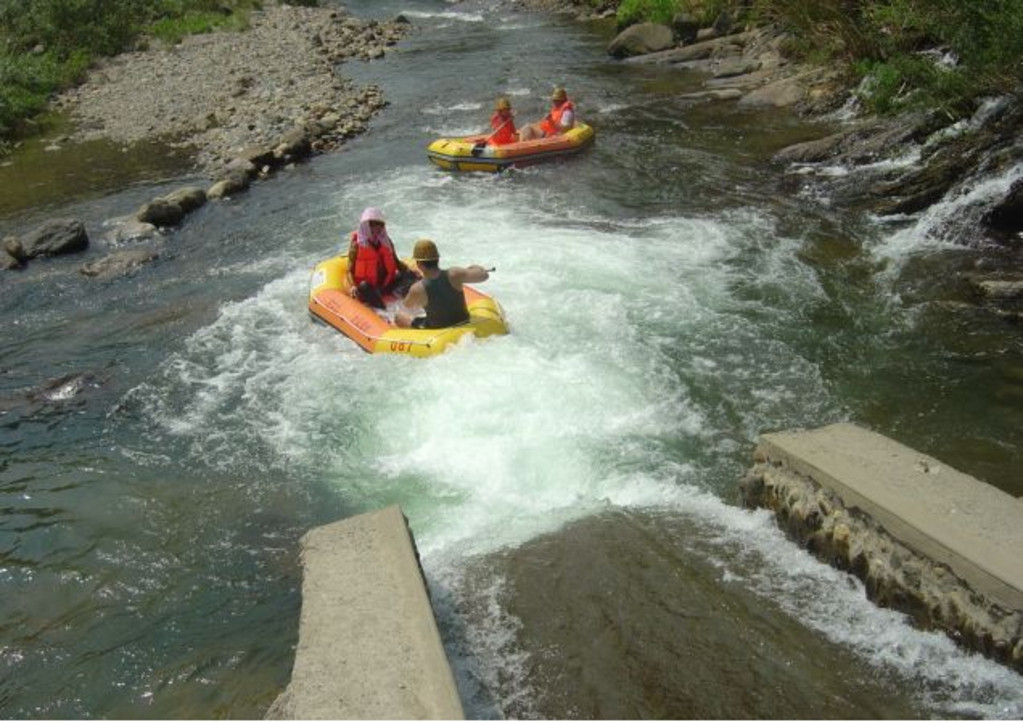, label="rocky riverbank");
[52,1,409,176]
[1,0,410,273]
[513,0,1023,321]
